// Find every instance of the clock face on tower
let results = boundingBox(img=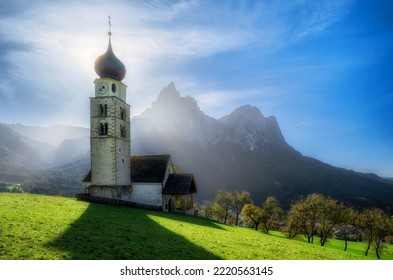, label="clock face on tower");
[97,81,108,95]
